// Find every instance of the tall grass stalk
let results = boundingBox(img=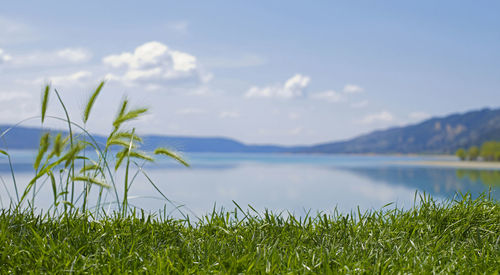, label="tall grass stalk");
[0,145,18,203]
[0,83,189,216]
[82,81,104,212]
